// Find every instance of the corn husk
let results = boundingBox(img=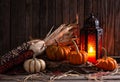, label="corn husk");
[28,24,78,57]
